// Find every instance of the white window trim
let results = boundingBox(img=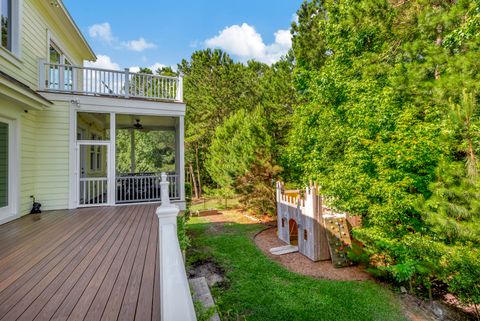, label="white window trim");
[0,0,23,62]
[0,116,19,224]
[47,31,75,65]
